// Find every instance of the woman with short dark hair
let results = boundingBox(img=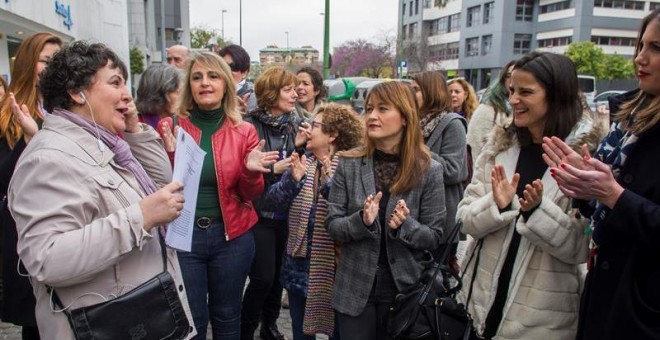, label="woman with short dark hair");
[457,52,602,339]
[135,63,181,128]
[8,41,195,339]
[295,66,327,120]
